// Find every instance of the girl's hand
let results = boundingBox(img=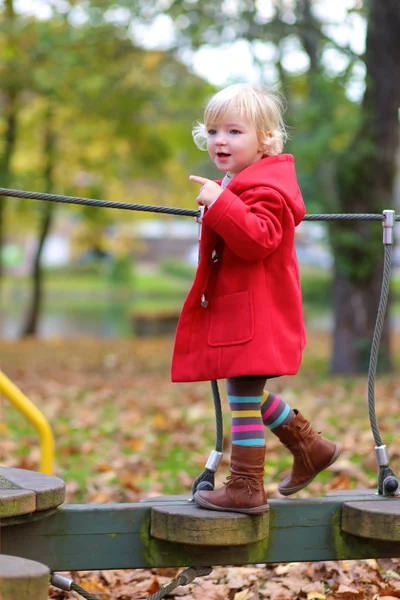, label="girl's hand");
[189,175,222,207]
